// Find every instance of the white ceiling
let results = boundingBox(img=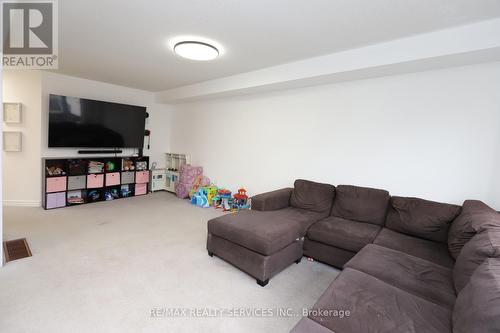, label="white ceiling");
[55,0,500,92]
